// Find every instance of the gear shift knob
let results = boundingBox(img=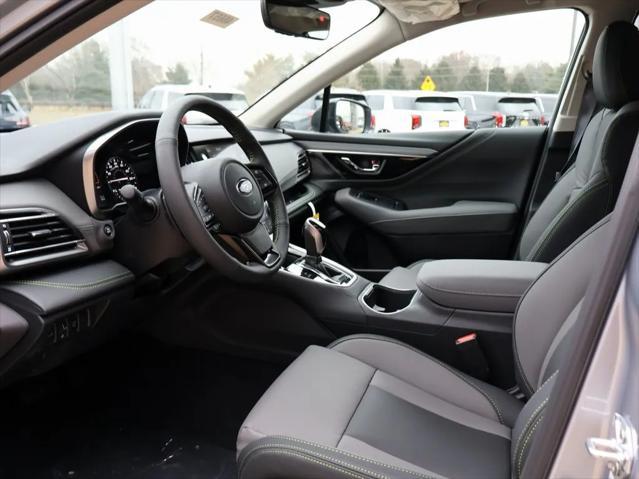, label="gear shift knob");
[304,217,326,265]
